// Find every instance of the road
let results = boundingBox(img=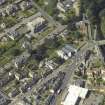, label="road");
[5,4,99,104]
[9,42,93,105]
[2,0,61,37]
[23,43,88,98]
[32,25,67,49]
[5,12,41,33]
[10,35,89,105]
[0,12,42,38]
[12,41,88,103]
[3,0,64,39]
[84,21,105,63]
[32,0,61,27]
